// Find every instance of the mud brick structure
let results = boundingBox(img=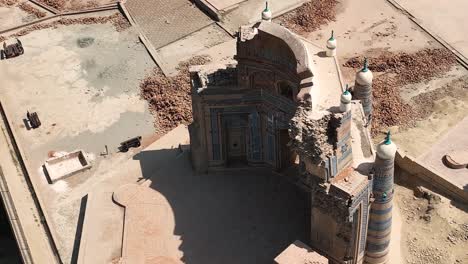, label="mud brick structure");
[189,12,397,264]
